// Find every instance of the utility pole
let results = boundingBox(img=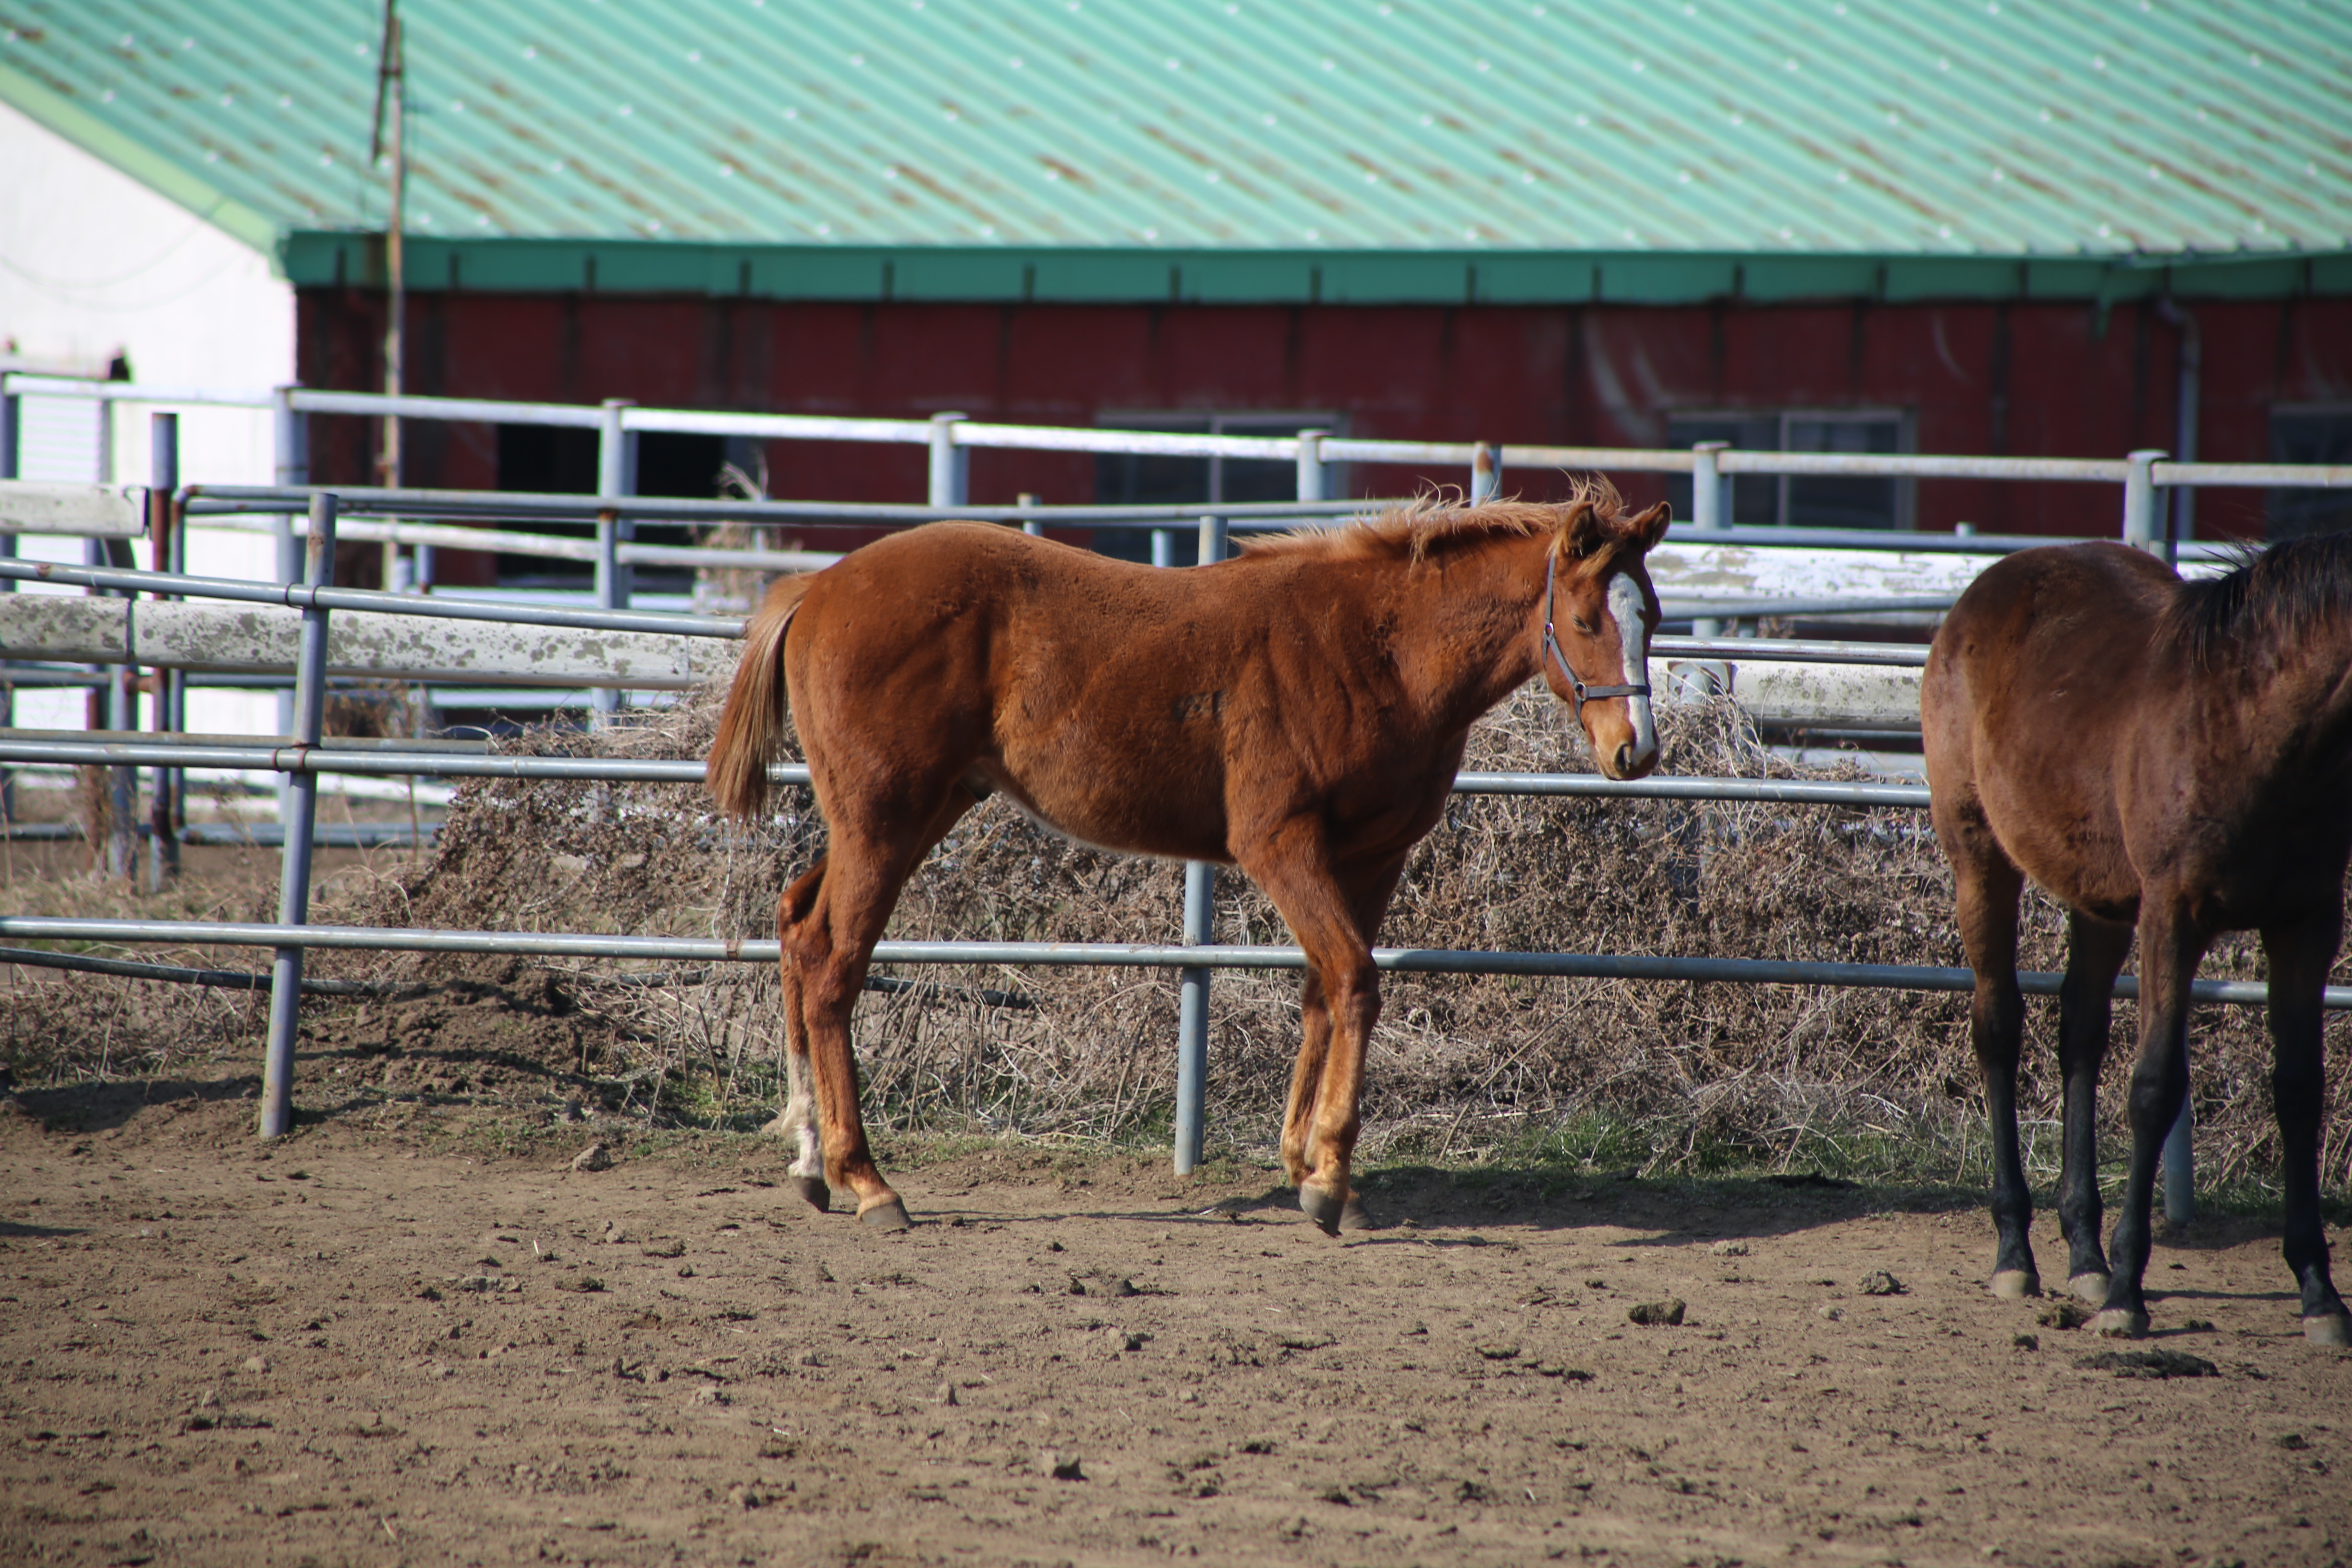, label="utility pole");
[371,0,405,510]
